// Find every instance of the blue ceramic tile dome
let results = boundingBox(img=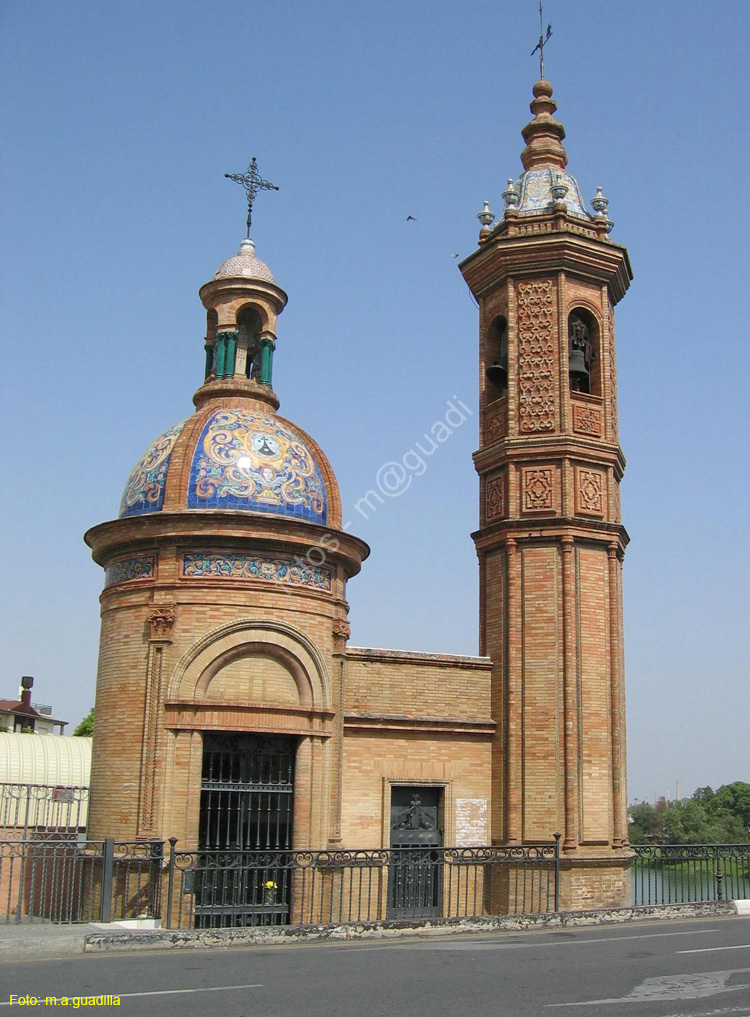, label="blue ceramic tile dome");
[119,419,188,518]
[187,409,327,523]
[119,408,328,524]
